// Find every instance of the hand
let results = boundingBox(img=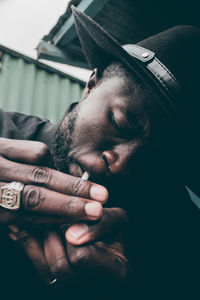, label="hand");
[8,208,130,291]
[65,208,130,285]
[0,138,108,225]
